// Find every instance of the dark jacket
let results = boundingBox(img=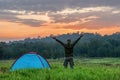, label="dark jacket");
[53,36,82,57]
